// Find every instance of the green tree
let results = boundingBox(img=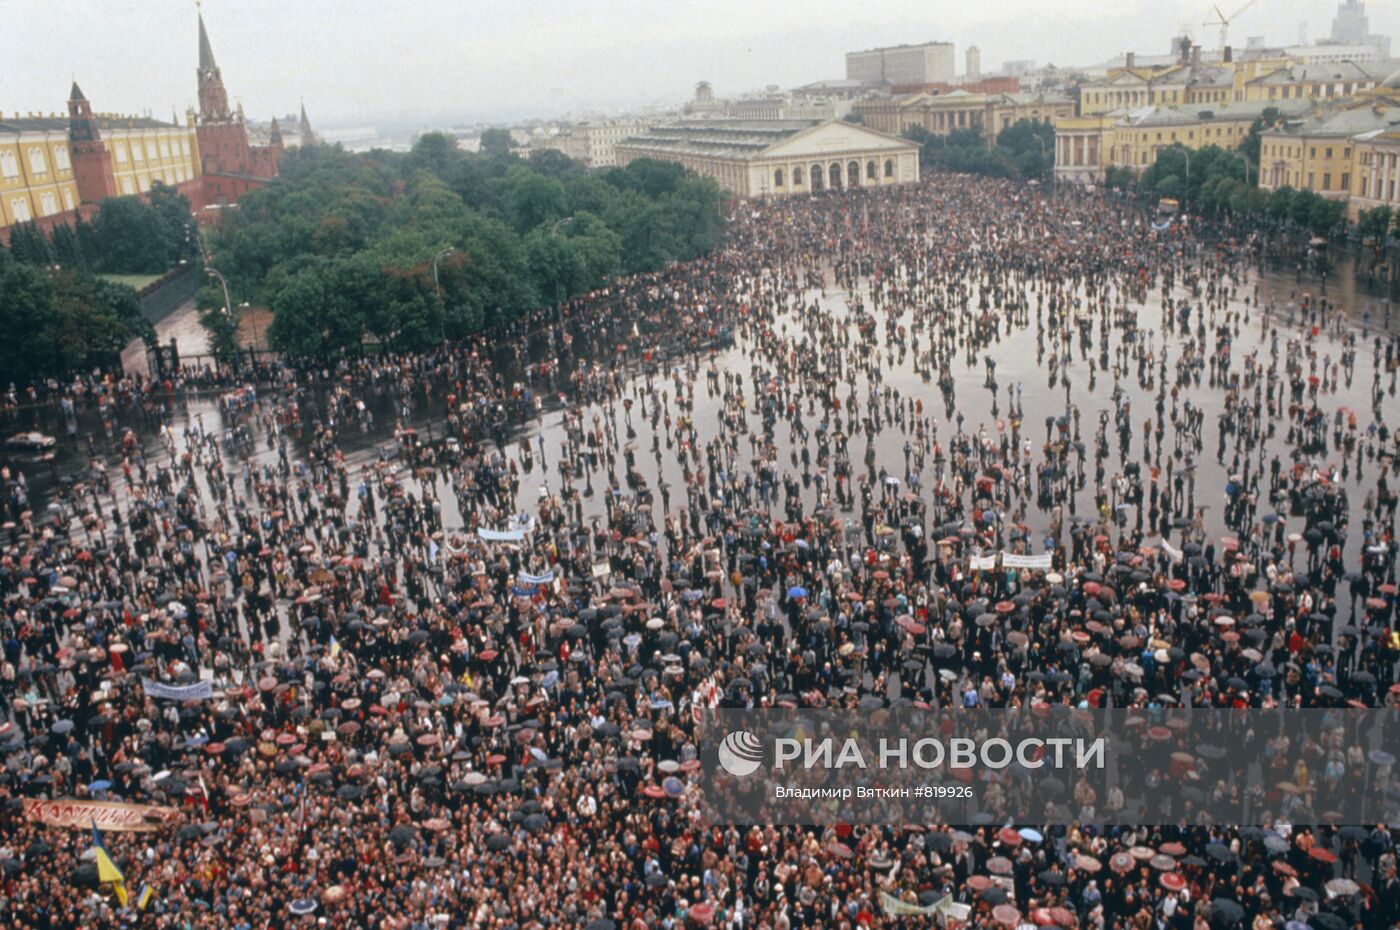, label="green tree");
[1238,106,1281,165]
[406,132,461,178]
[195,284,239,364]
[479,128,514,158]
[1359,206,1392,241]
[90,196,169,273]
